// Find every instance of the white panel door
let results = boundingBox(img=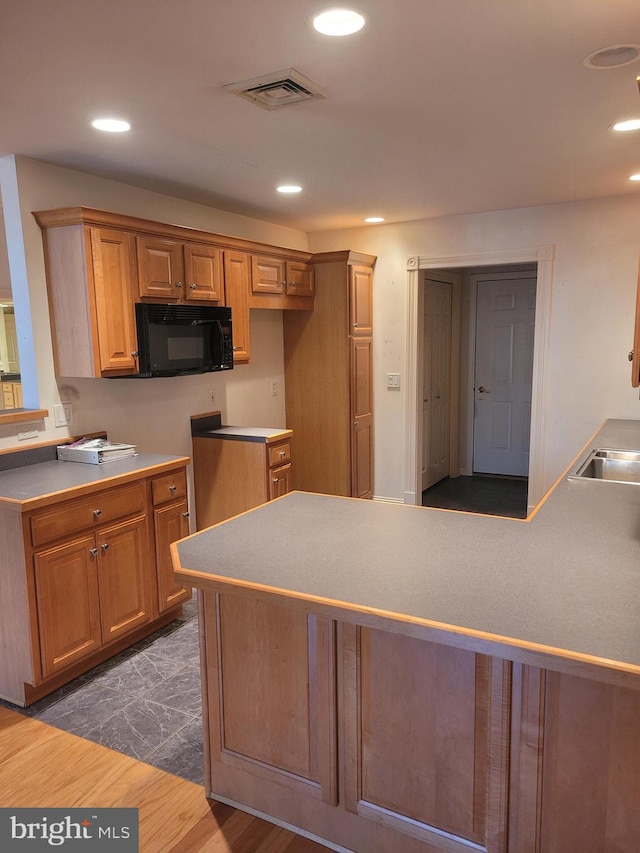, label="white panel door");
[473,277,535,476]
[423,279,452,490]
